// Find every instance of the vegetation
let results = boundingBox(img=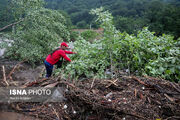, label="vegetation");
[1,0,180,38]
[0,0,179,82]
[60,8,180,82]
[3,0,70,64]
[44,0,180,38]
[81,30,99,41]
[0,0,14,30]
